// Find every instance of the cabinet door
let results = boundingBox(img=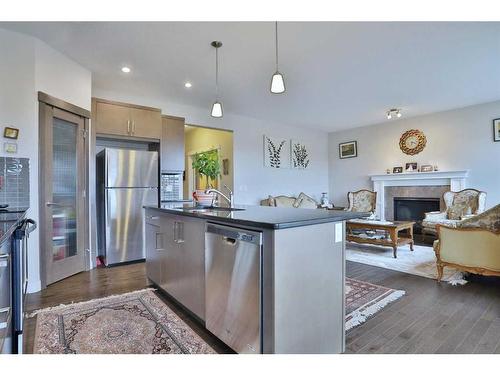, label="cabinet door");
[129,107,161,139]
[177,217,205,320]
[145,220,162,285]
[160,216,179,299]
[95,101,131,136]
[161,117,185,172]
